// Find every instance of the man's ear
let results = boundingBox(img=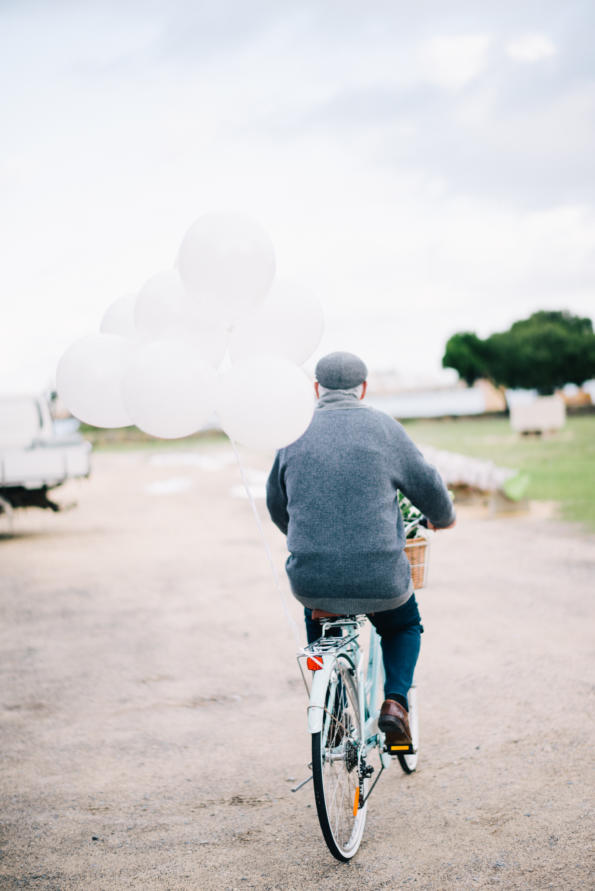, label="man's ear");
[360,381,367,400]
[314,381,320,398]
